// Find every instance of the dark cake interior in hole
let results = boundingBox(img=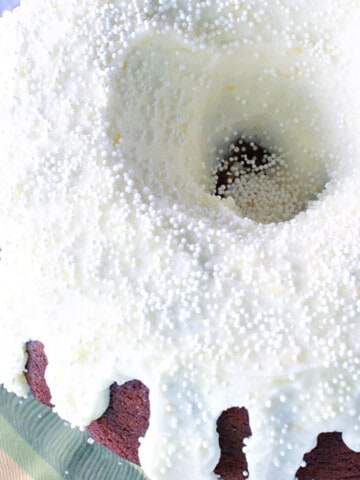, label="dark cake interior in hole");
[213,136,276,199]
[210,131,329,224]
